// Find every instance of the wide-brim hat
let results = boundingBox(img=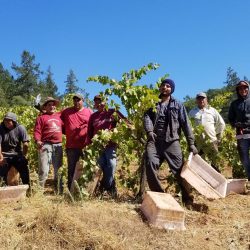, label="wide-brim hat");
[41,97,60,108]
